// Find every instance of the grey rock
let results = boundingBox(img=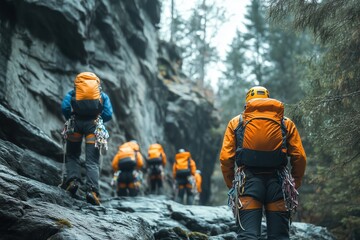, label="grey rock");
[290,222,336,240]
